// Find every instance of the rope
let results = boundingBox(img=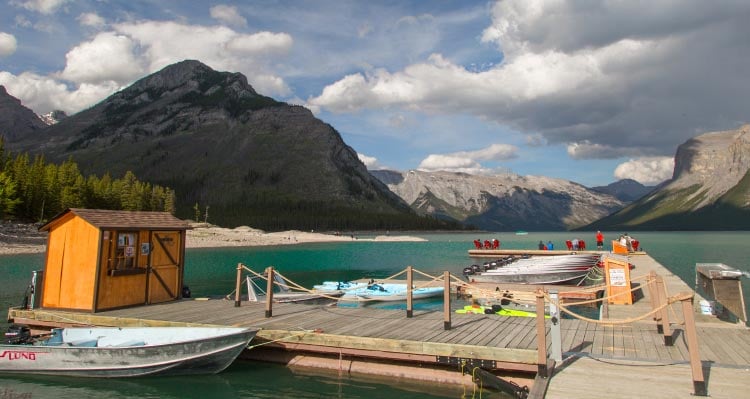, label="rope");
[28,311,97,327]
[246,330,310,349]
[544,291,692,325]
